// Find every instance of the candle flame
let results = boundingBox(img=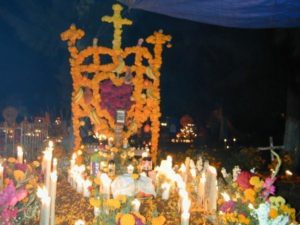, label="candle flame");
[285,170,293,176]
